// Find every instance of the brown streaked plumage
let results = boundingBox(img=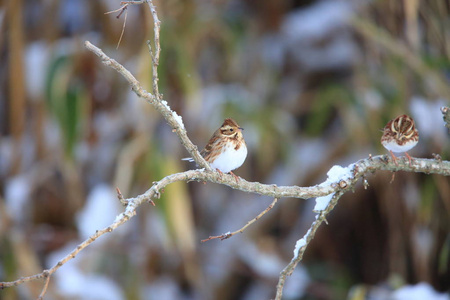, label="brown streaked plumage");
[184,118,247,180]
[381,114,419,166]
[202,118,244,156]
